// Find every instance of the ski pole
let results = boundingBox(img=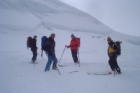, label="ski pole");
[41,49,43,57]
[37,52,46,62]
[77,36,81,67]
[53,61,61,75]
[78,49,80,67]
[113,69,117,77]
[58,46,66,63]
[106,60,110,68]
[57,67,61,75]
[106,64,108,68]
[34,62,35,67]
